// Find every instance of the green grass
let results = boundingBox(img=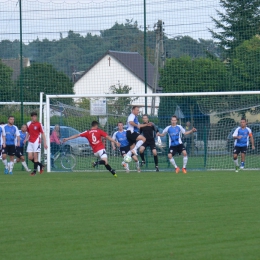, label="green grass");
[1,169,260,260]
